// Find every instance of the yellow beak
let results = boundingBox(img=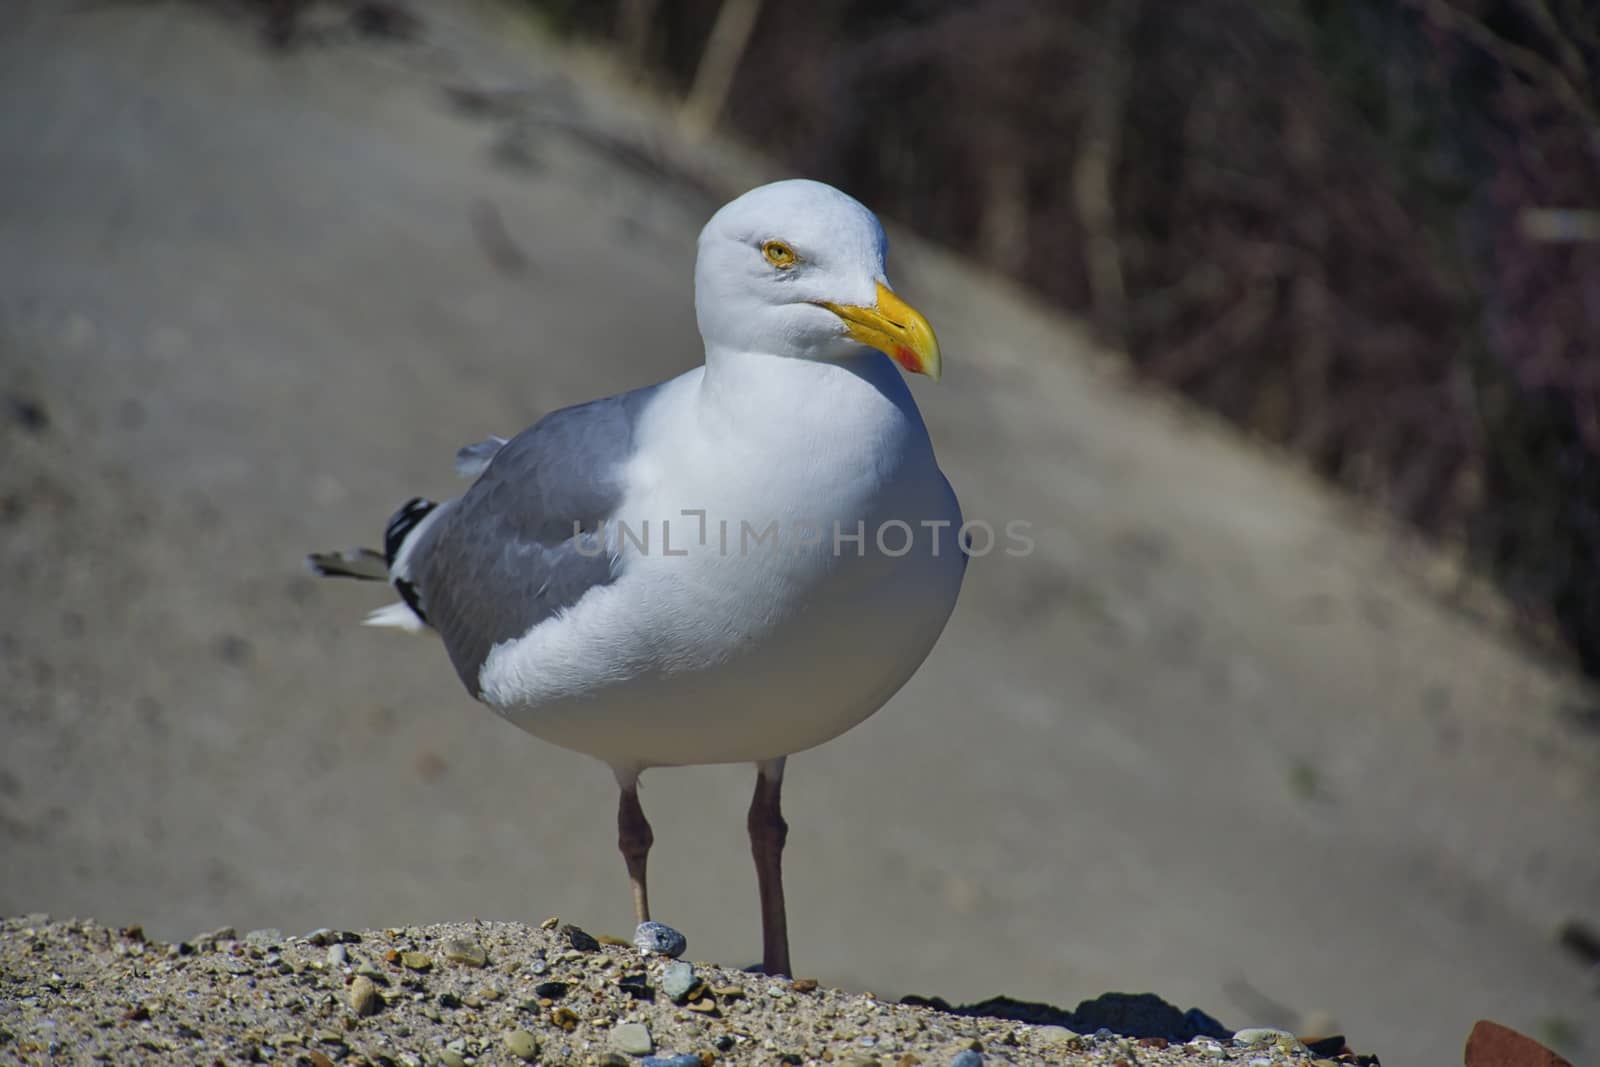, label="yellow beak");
[818,281,943,382]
